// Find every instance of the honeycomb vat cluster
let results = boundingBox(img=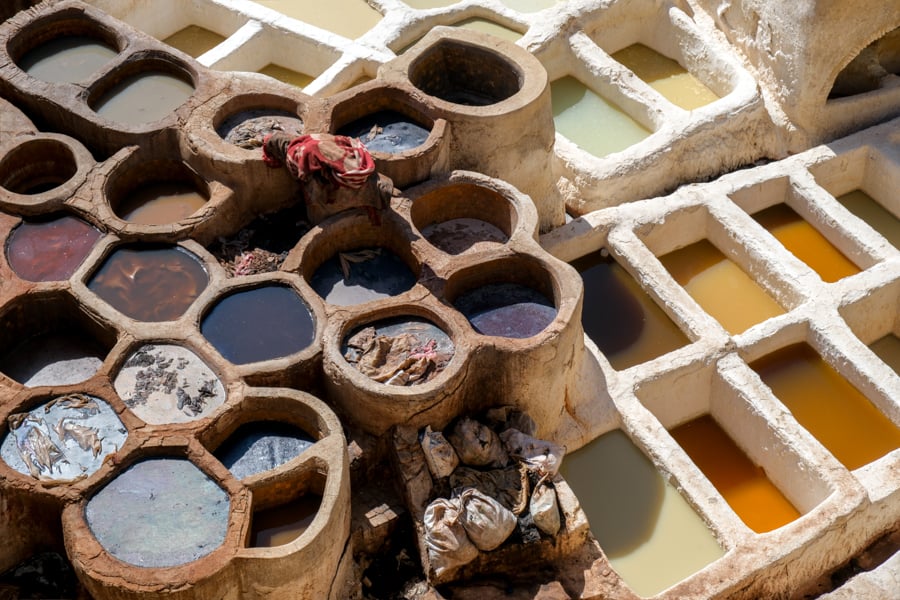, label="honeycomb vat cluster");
[0,0,898,599]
